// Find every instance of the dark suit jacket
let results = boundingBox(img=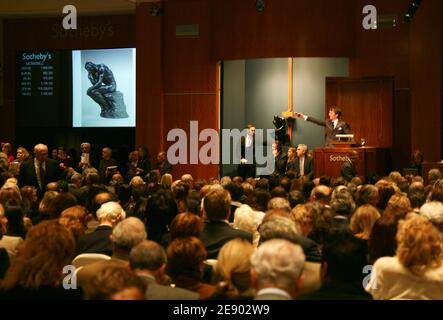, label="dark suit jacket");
[155,159,172,176]
[98,158,118,184]
[76,225,113,256]
[200,221,253,259]
[238,135,256,178]
[292,156,314,179]
[139,274,199,300]
[306,116,351,146]
[273,152,288,177]
[340,160,357,182]
[299,281,372,300]
[18,158,61,197]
